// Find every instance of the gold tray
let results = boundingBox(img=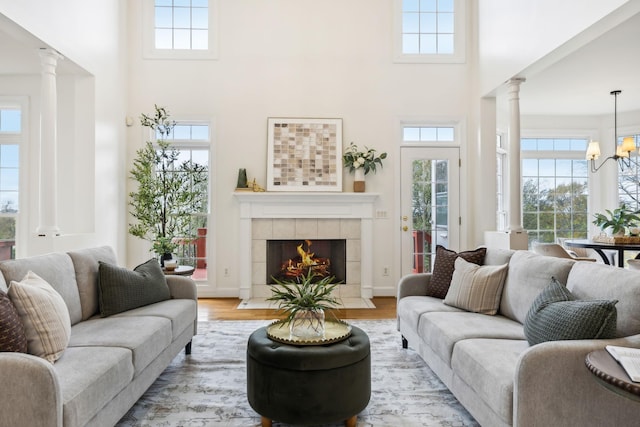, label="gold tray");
[266,319,352,346]
[593,235,640,244]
